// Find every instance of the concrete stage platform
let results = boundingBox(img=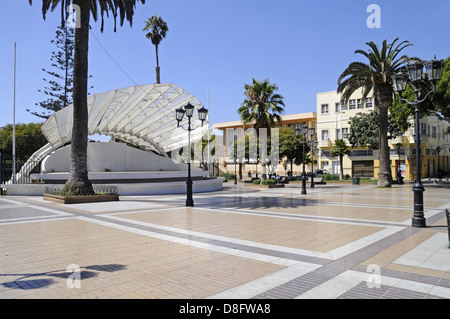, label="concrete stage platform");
[1,171,224,196]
